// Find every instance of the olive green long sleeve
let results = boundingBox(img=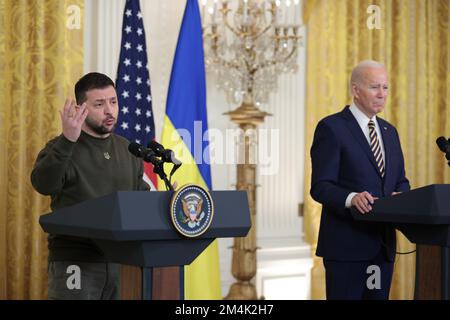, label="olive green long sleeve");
[31,130,150,262]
